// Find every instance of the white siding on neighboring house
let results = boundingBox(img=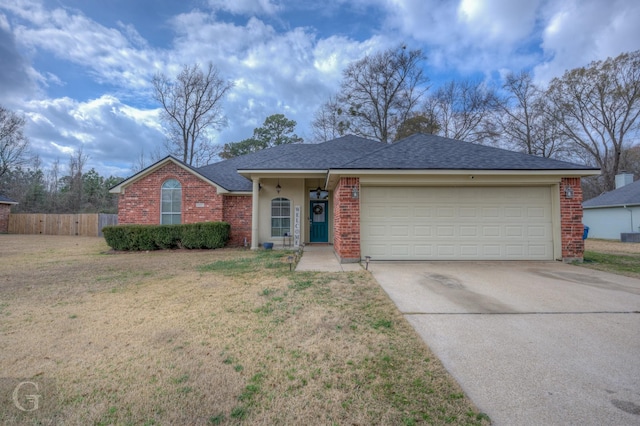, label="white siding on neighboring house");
[583,206,640,239]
